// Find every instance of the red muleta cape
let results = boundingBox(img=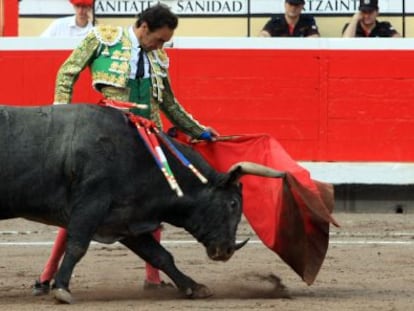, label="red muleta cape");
[98,100,337,285]
[182,133,338,285]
